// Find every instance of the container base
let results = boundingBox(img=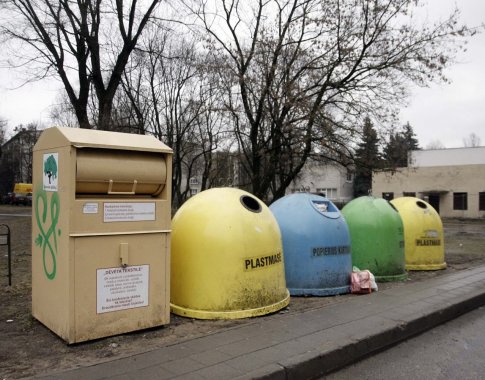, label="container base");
[375,272,408,283]
[170,291,290,319]
[406,262,447,271]
[289,285,350,297]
